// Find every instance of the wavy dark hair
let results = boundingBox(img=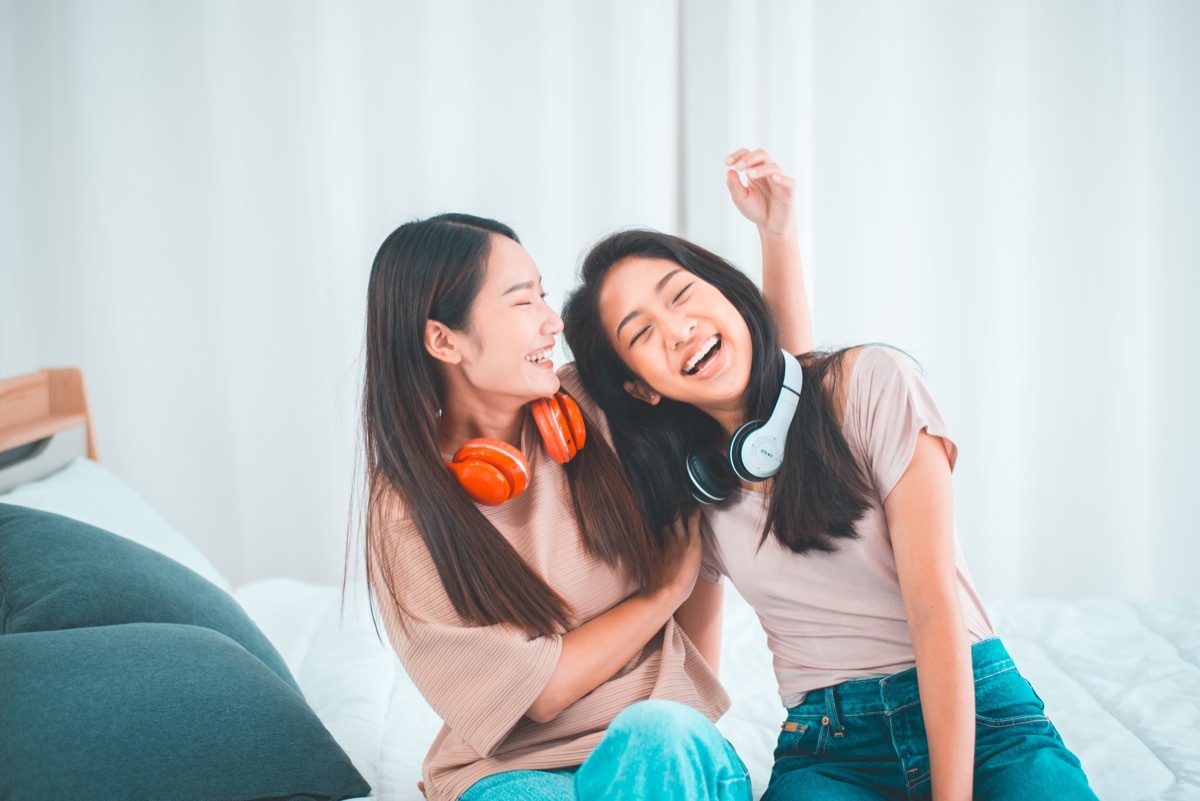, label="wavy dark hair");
[361,214,673,638]
[562,229,873,554]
